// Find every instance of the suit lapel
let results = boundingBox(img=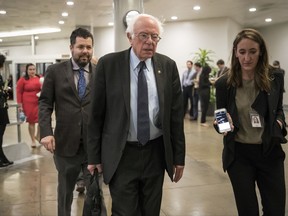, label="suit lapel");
[121,50,131,117]
[152,54,165,121]
[65,61,79,99]
[84,63,94,98]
